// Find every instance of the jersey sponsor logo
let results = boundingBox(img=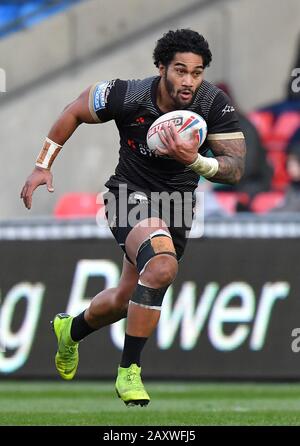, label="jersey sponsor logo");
[135,116,145,124]
[221,104,235,116]
[93,80,115,111]
[138,142,161,157]
[127,139,137,150]
[94,81,109,111]
[129,117,146,127]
